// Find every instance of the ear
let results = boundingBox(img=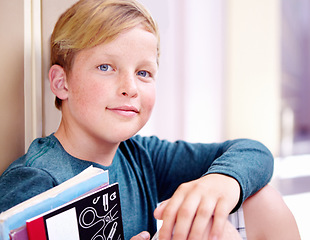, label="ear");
[49,65,68,100]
